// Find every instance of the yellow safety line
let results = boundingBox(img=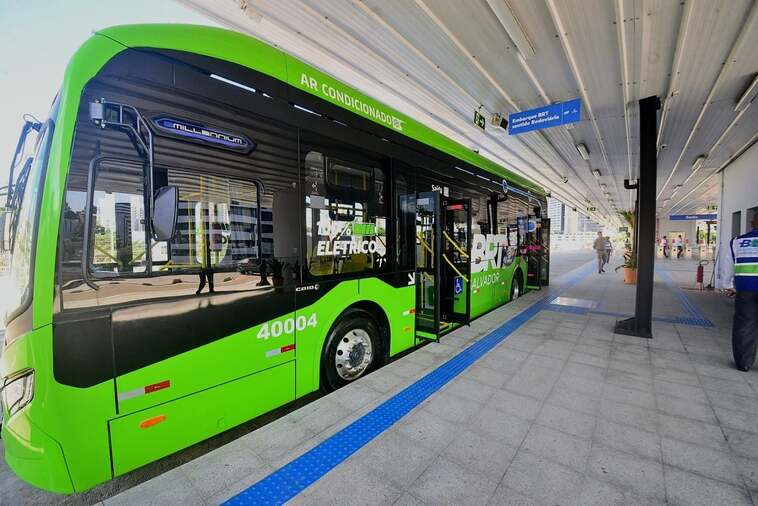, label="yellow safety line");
[442,254,468,282]
[442,230,469,258]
